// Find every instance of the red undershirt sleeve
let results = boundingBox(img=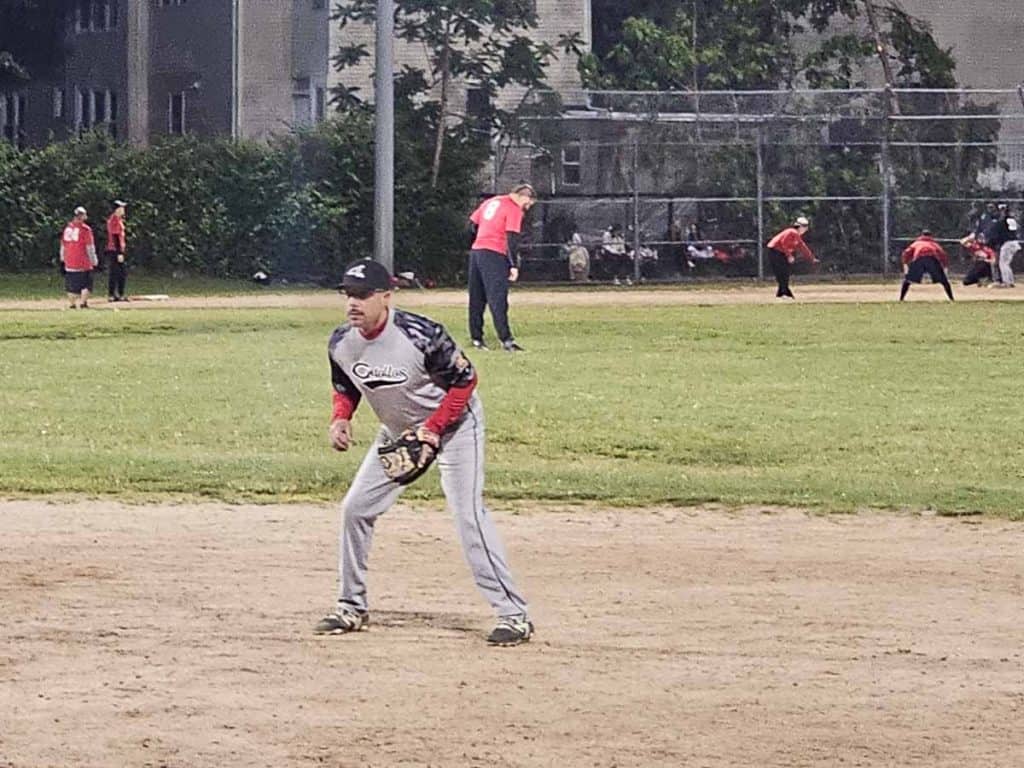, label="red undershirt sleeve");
[332,390,356,422]
[424,374,478,435]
